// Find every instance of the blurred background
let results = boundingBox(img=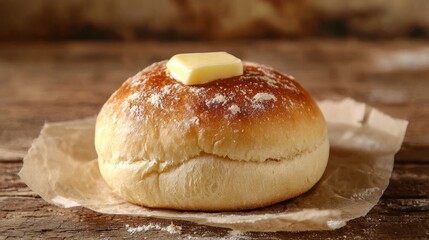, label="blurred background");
[1,0,429,161]
[1,0,429,41]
